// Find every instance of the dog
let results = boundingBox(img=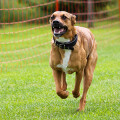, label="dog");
[49,11,98,111]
